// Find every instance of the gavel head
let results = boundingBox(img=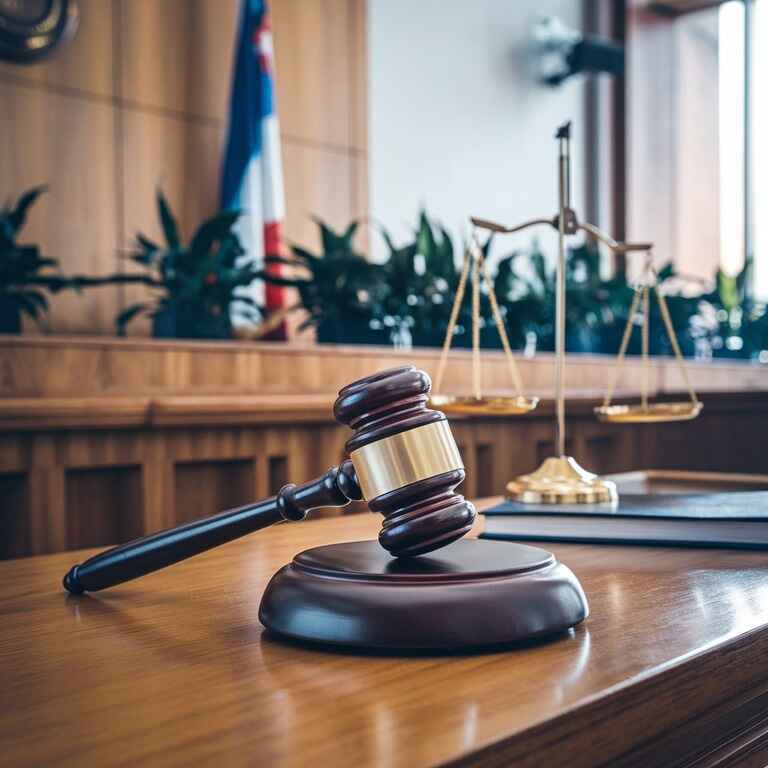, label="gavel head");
[334,366,476,557]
